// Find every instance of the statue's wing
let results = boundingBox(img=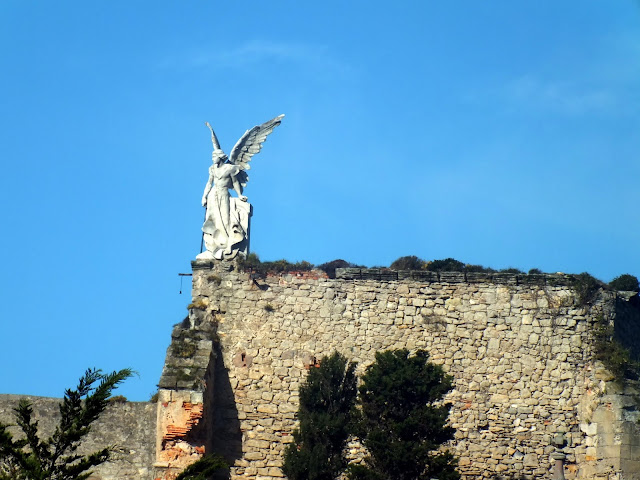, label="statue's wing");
[229,115,284,176]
